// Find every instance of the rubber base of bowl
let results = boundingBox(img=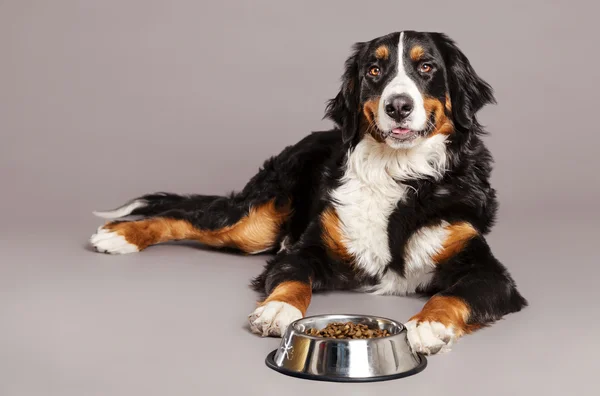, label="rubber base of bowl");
[265,350,427,383]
